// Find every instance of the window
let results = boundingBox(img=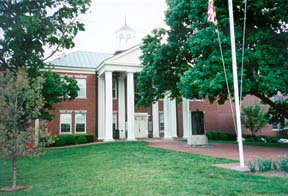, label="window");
[60,113,72,133]
[76,78,86,98]
[113,112,117,130]
[193,95,204,101]
[272,122,279,130]
[272,118,288,131]
[75,113,86,133]
[159,112,164,131]
[112,79,117,99]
